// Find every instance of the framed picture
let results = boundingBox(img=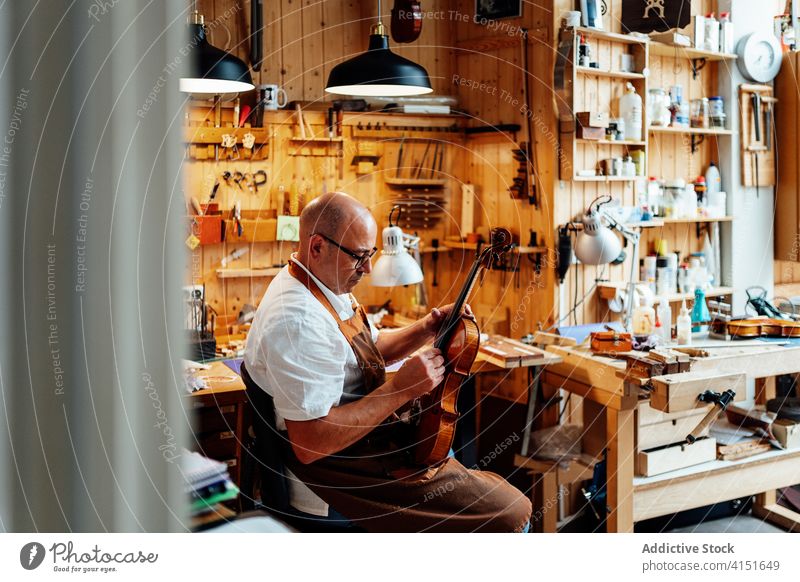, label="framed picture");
[475,0,522,21]
[621,0,690,34]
